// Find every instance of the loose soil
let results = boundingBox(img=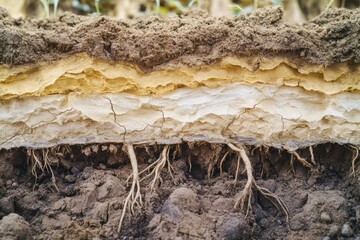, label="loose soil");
[0,143,359,239]
[0,6,359,70]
